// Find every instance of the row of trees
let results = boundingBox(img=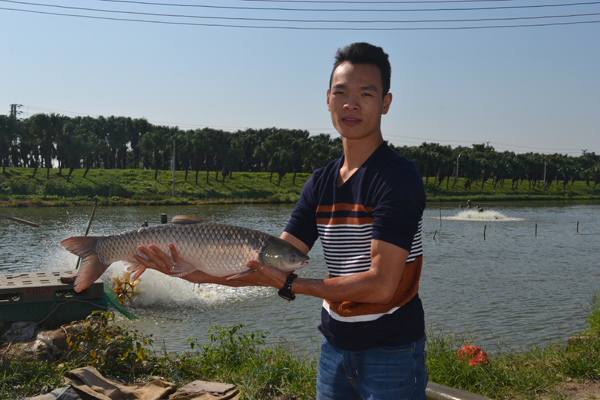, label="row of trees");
[1,107,599,190]
[396,142,600,191]
[0,111,342,185]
